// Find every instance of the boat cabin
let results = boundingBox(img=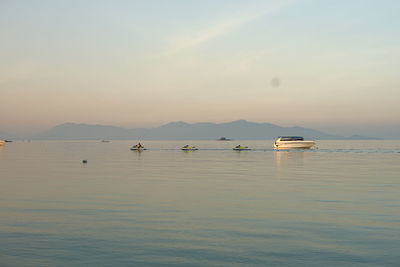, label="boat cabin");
[277,136,304,141]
